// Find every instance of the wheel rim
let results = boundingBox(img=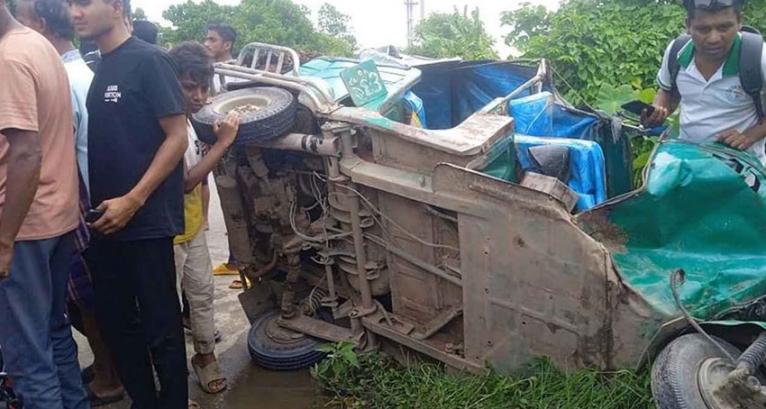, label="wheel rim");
[698,357,766,408]
[214,94,273,115]
[264,314,308,346]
